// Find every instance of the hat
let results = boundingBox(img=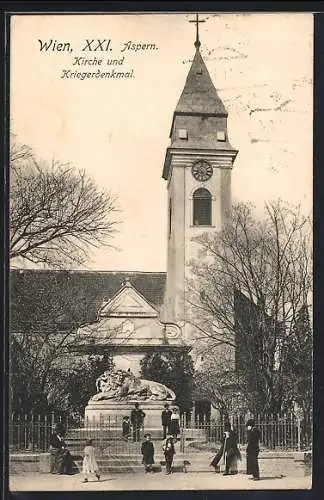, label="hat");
[144,433,151,438]
[246,419,255,427]
[224,421,231,431]
[164,403,169,408]
[54,423,64,433]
